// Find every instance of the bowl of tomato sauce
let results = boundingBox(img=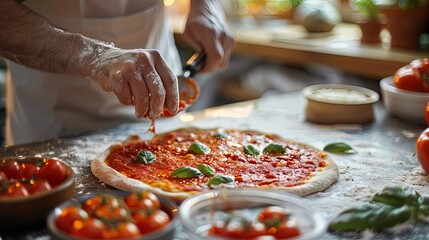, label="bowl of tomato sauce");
[380,76,429,124]
[0,156,75,227]
[179,189,327,240]
[47,190,179,240]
